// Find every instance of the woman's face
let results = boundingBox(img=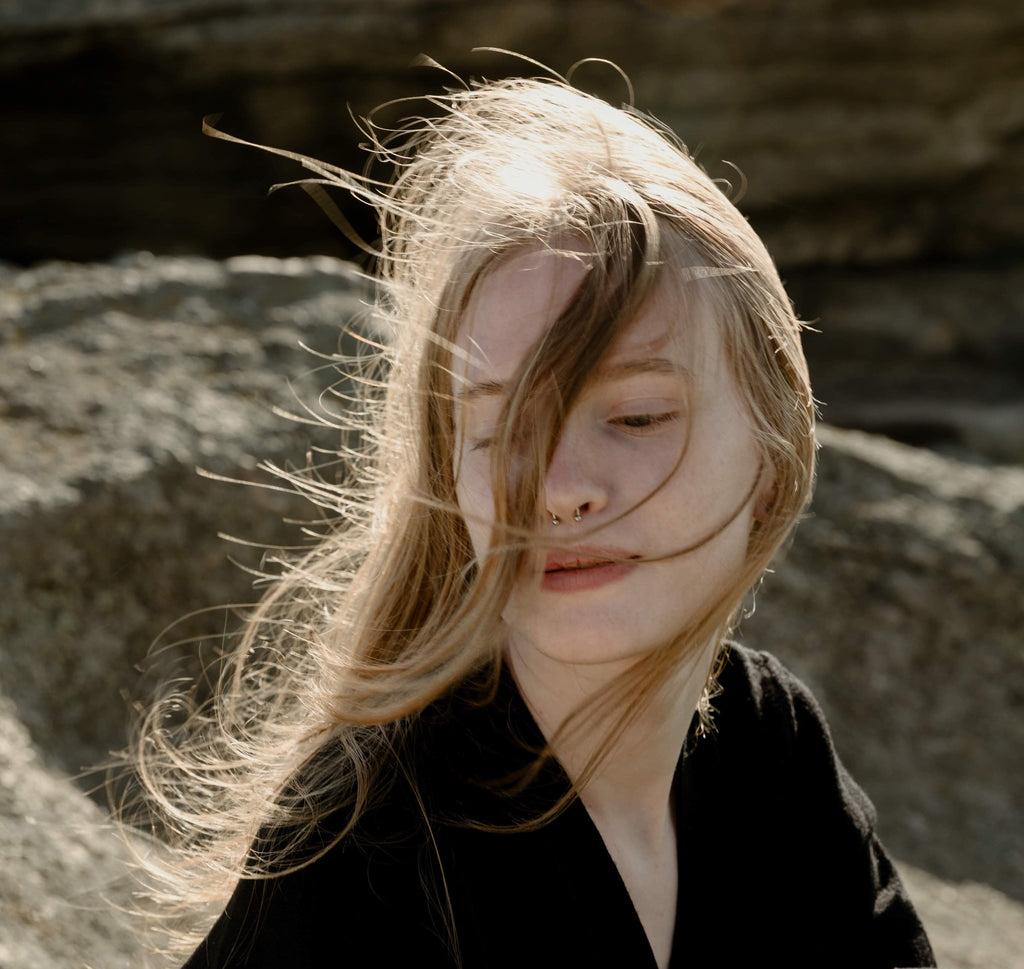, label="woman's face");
[453,246,767,673]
